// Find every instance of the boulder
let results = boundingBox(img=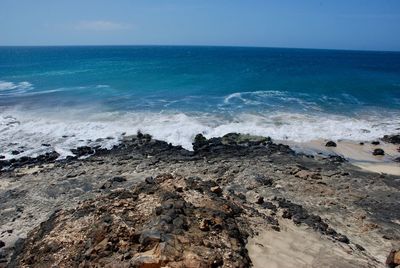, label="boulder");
[210,186,223,195]
[372,149,385,156]
[221,133,270,146]
[325,141,337,147]
[382,135,400,144]
[71,146,94,157]
[192,134,208,151]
